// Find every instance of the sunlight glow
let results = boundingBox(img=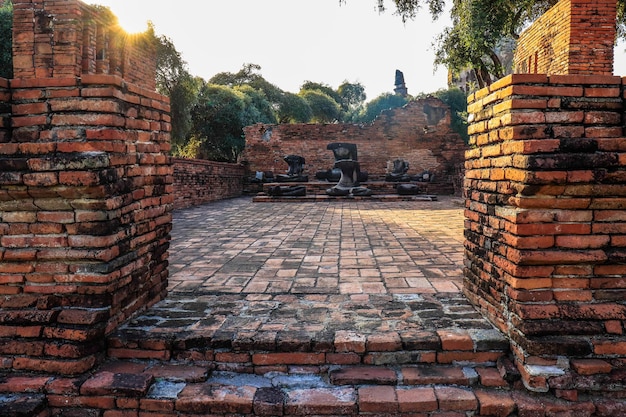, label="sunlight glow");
[114,15,148,34]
